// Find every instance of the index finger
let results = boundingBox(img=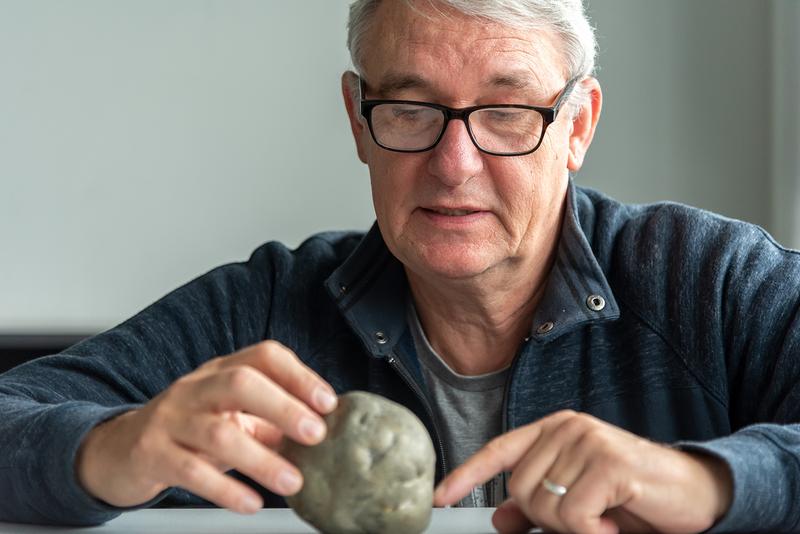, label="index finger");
[216,340,338,414]
[434,411,574,506]
[434,424,542,507]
